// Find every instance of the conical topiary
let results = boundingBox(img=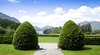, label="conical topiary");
[58,20,84,50]
[12,21,39,50]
